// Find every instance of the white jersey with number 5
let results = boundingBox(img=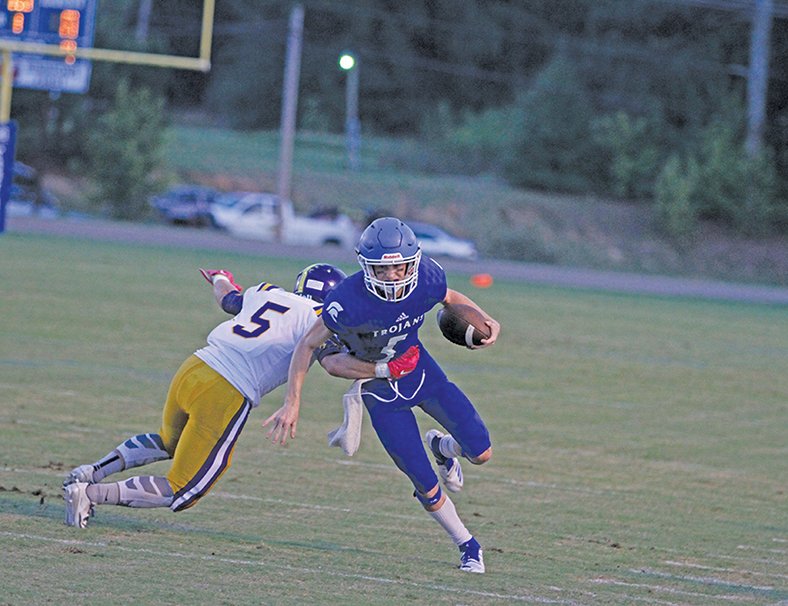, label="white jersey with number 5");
[194,283,321,407]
